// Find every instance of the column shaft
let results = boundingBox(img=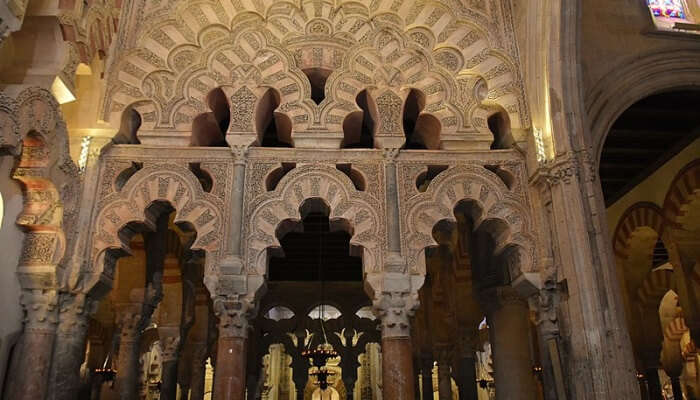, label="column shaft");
[116,337,141,400]
[487,292,536,400]
[421,359,433,400]
[160,359,179,400]
[3,291,58,400]
[646,369,663,400]
[213,336,247,400]
[670,376,683,400]
[5,327,57,400]
[456,357,479,400]
[381,337,414,400]
[229,161,246,256]
[190,354,207,400]
[437,359,452,400]
[384,160,401,254]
